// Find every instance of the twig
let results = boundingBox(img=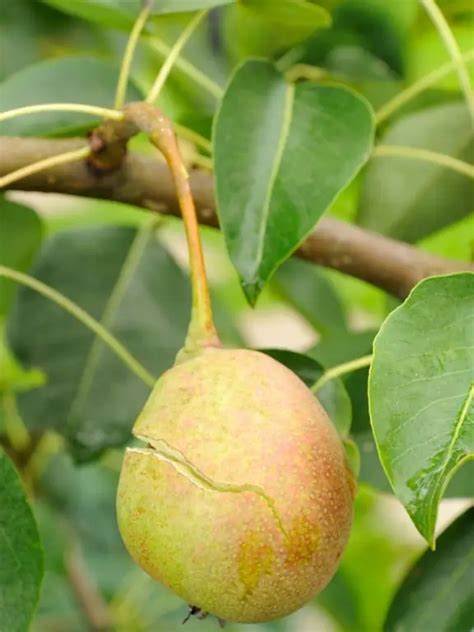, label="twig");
[0,136,471,299]
[65,539,112,631]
